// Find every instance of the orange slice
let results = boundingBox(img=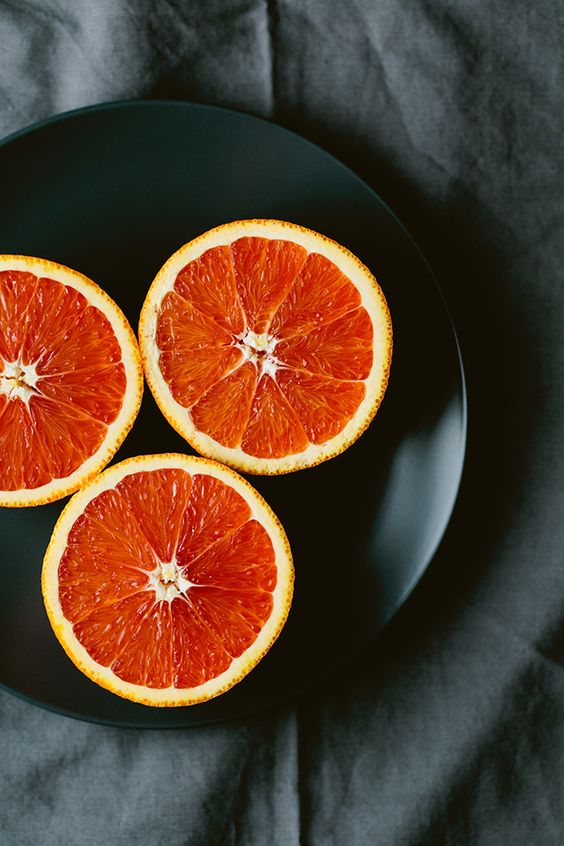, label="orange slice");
[139,220,392,474]
[42,453,293,706]
[0,256,143,506]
